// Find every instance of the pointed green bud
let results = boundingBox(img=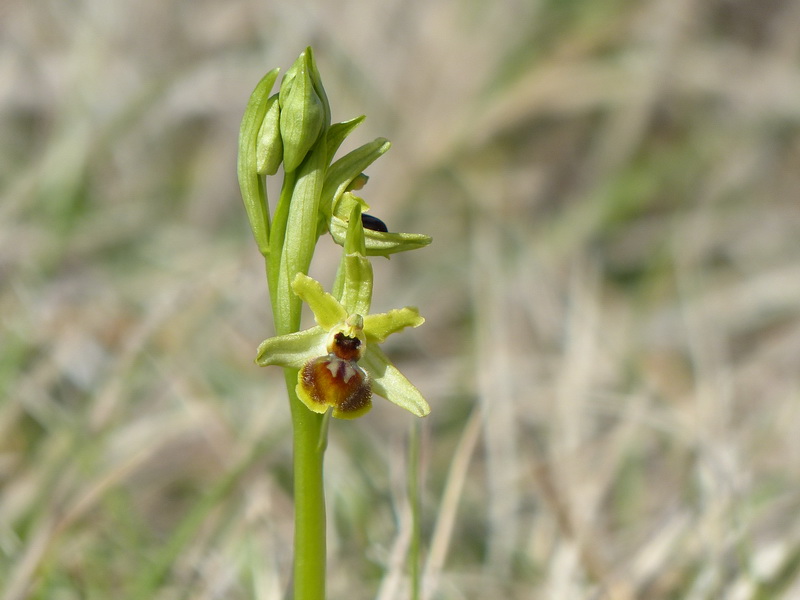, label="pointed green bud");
[279,50,326,172]
[237,67,280,256]
[256,93,282,175]
[305,47,331,131]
